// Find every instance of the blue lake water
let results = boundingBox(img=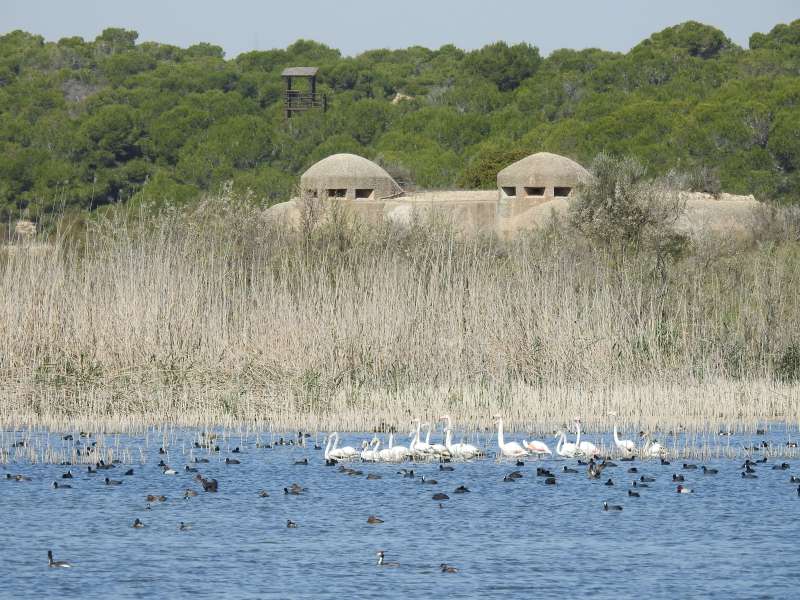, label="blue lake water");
[1,427,799,599]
